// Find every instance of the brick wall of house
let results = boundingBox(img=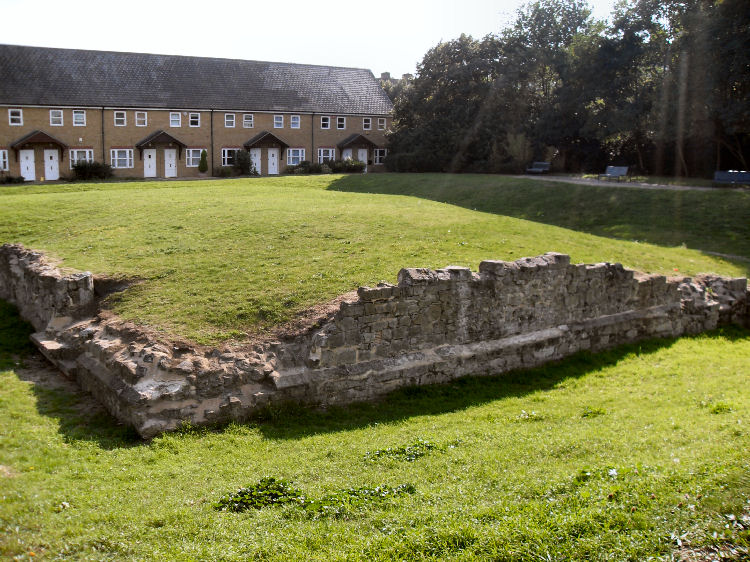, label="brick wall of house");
[1,106,391,180]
